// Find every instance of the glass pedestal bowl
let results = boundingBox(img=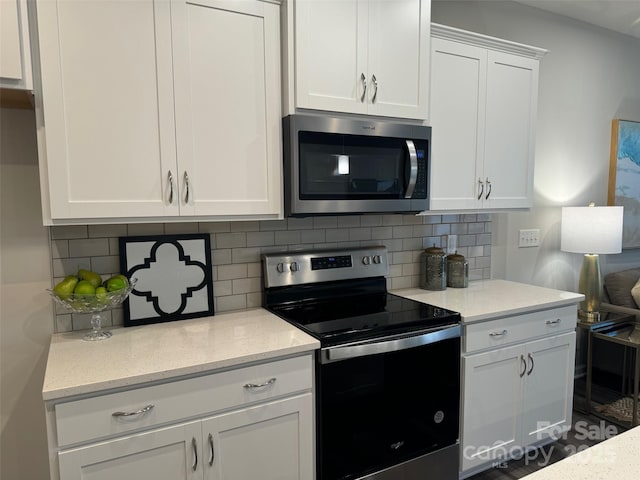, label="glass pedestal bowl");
[49,279,136,341]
